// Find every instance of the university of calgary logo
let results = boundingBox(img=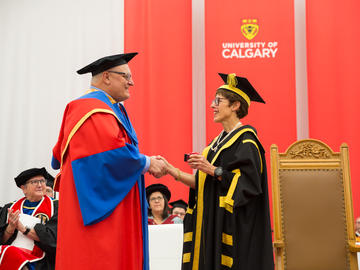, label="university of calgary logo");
[241,19,259,40]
